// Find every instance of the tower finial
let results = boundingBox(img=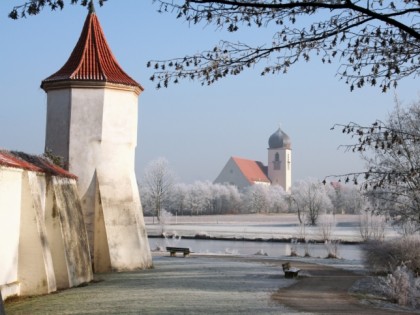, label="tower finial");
[88,0,95,14]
